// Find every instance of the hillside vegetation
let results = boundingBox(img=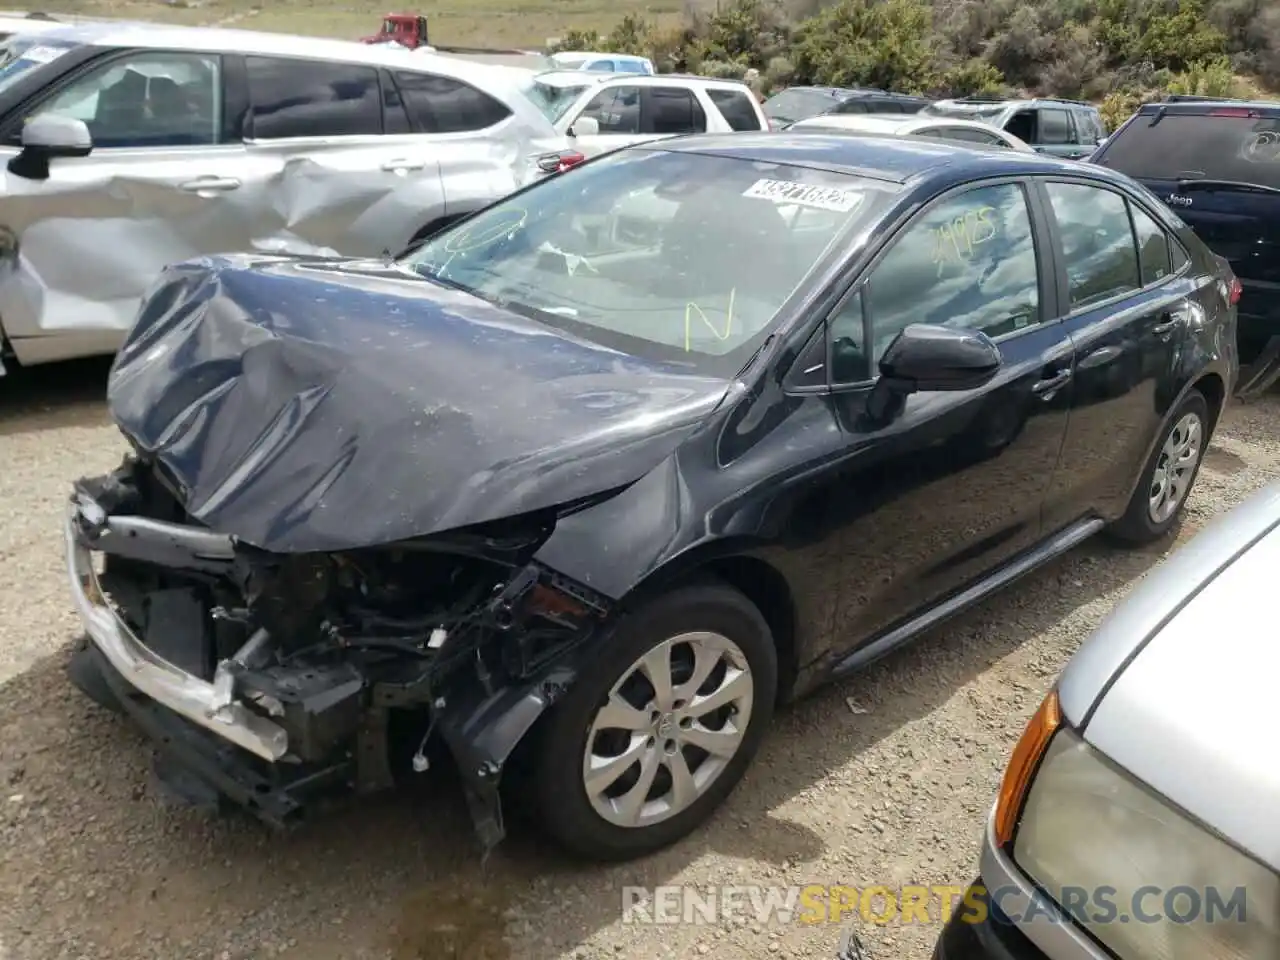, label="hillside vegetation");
[556,0,1280,129]
[33,0,1280,129]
